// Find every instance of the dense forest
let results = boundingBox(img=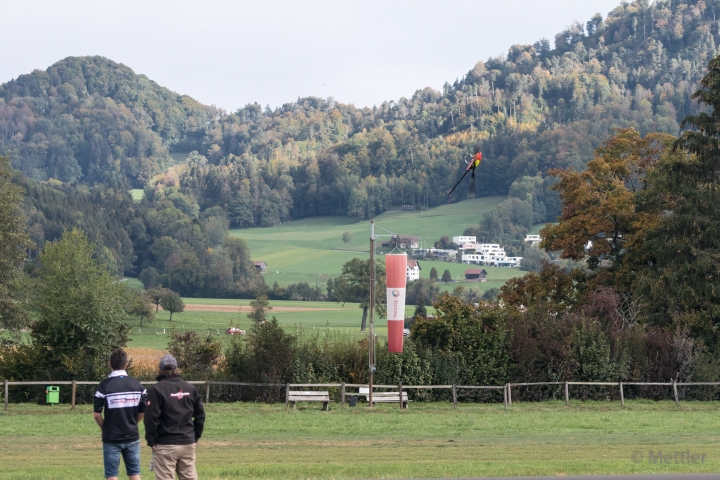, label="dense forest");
[1,0,719,288]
